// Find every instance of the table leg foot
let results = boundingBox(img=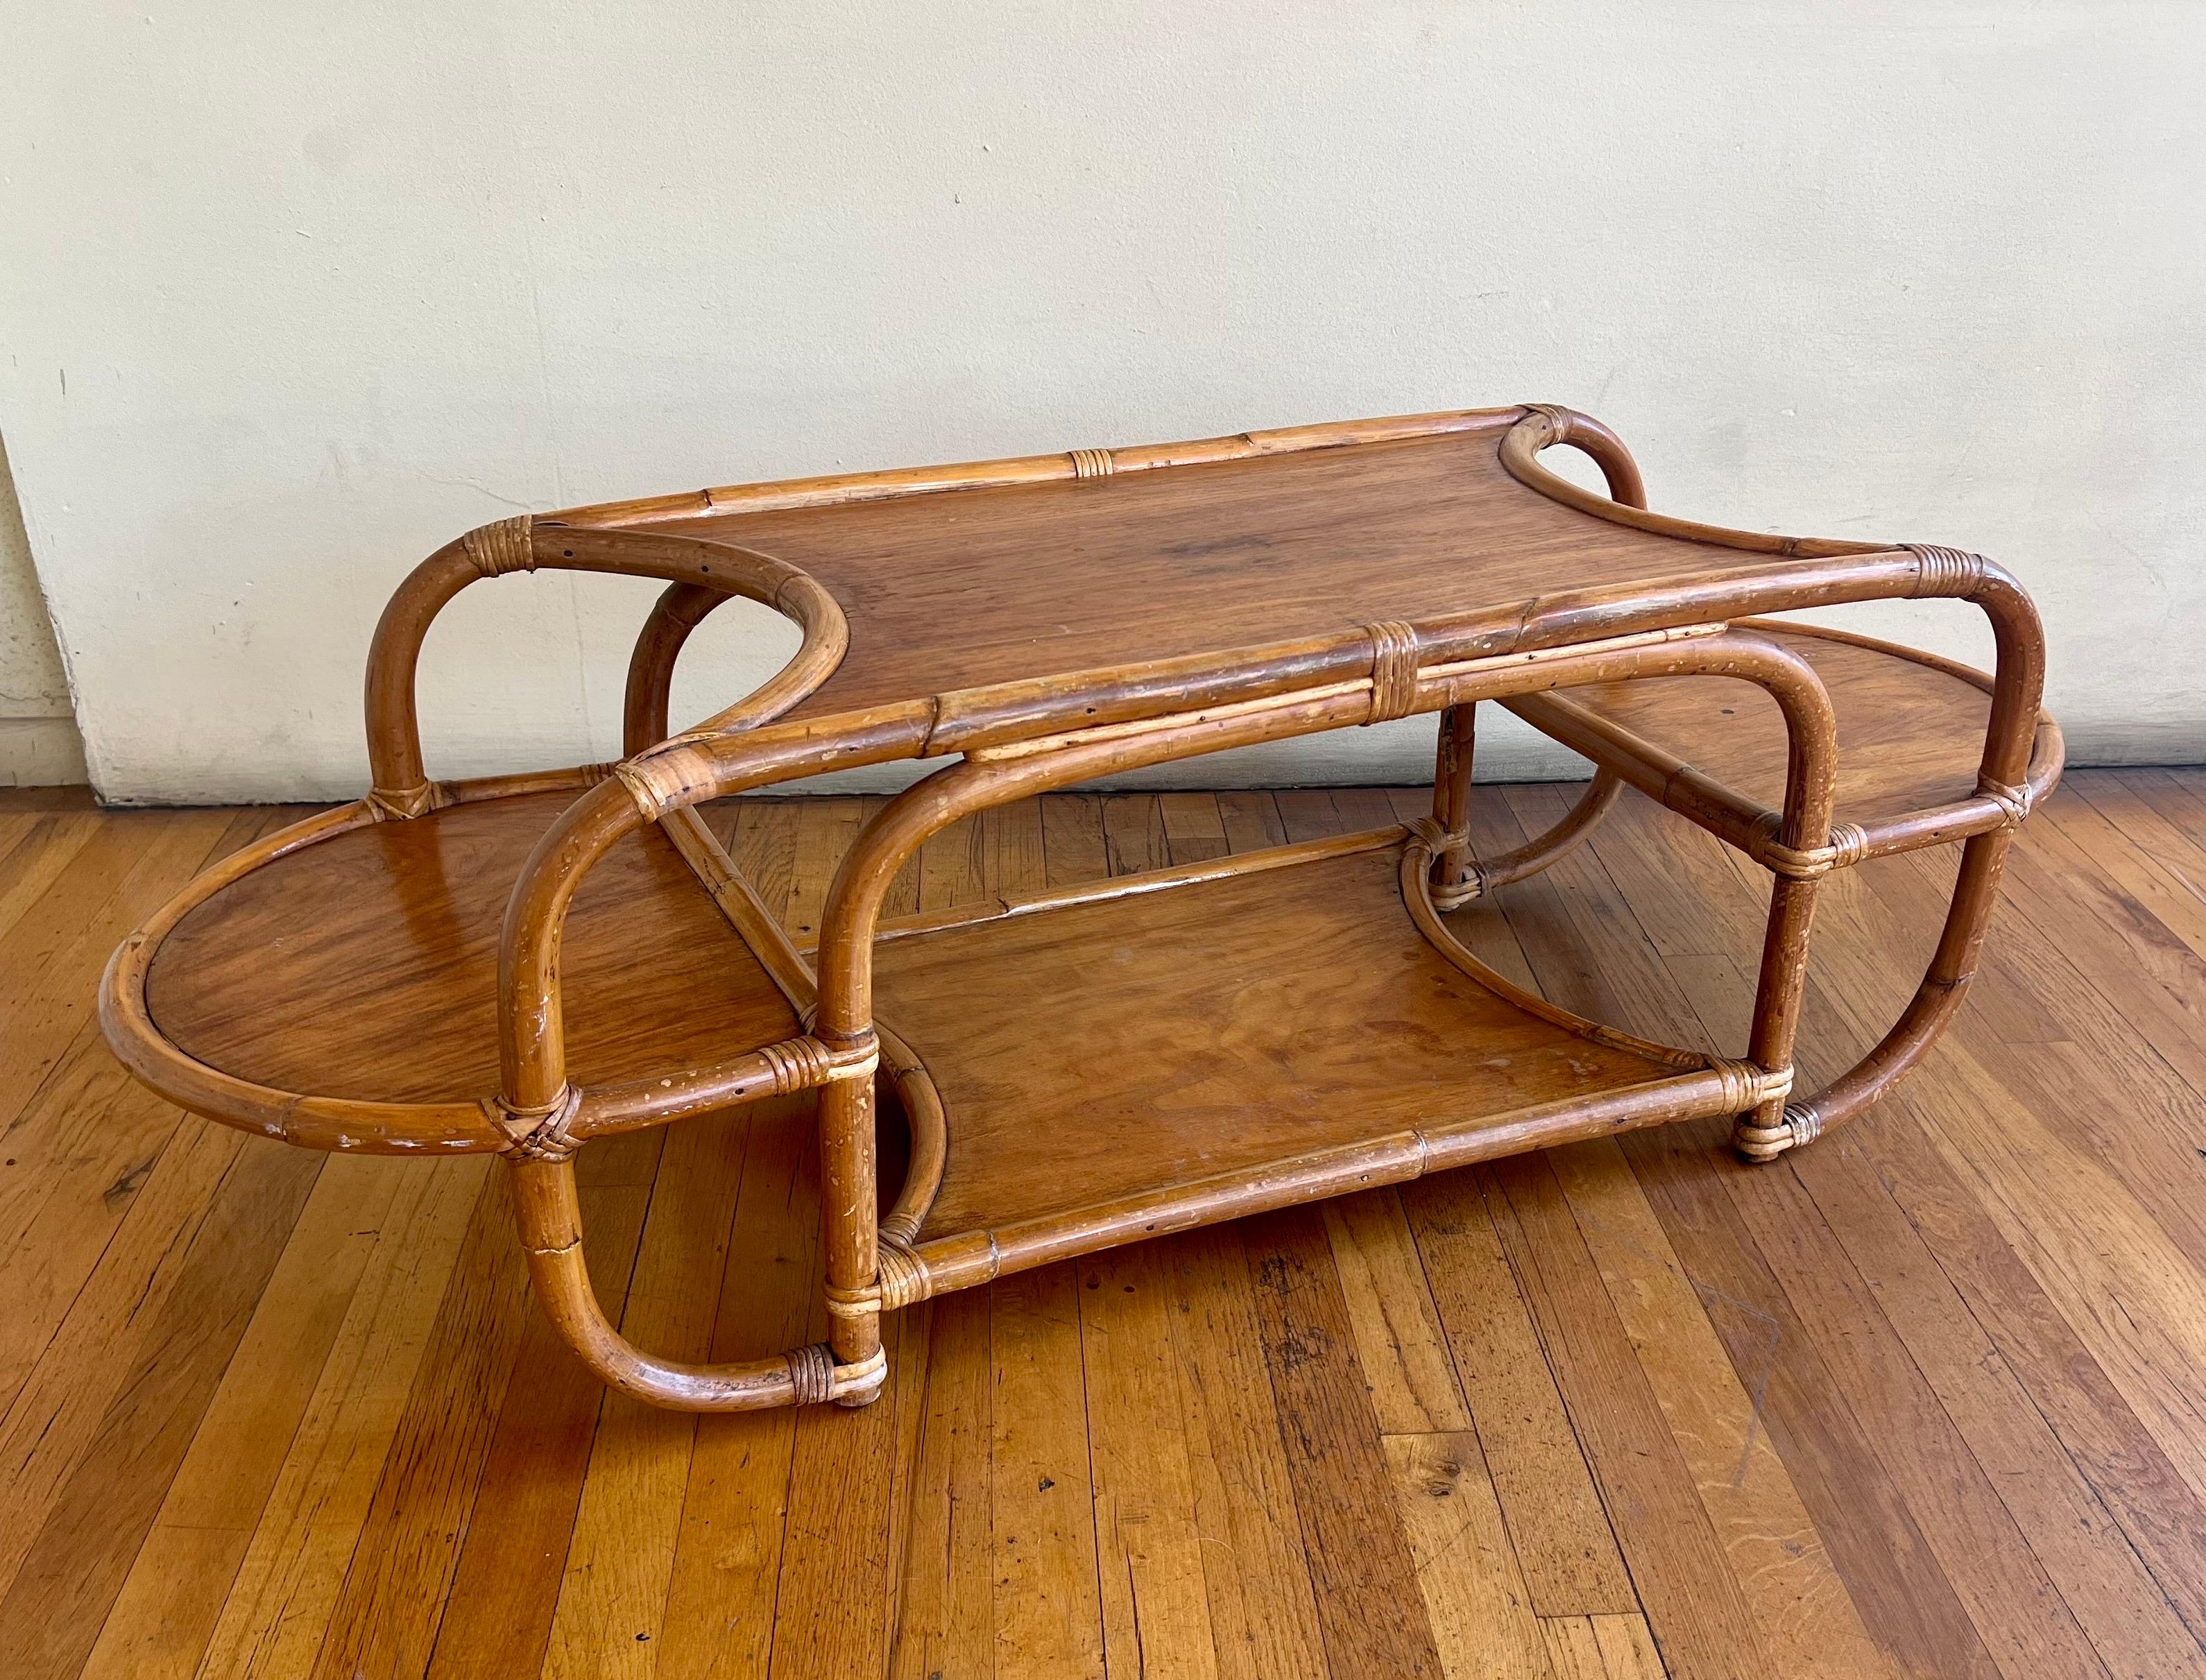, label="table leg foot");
[1732,1099,1820,1163]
